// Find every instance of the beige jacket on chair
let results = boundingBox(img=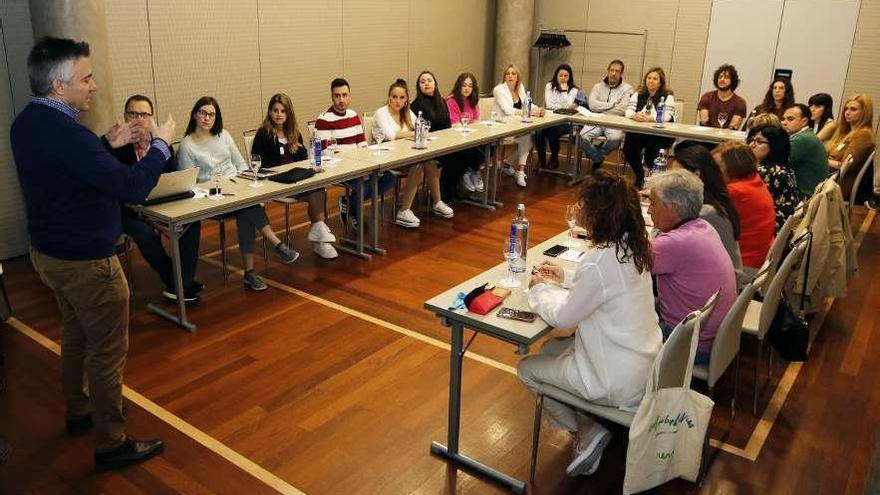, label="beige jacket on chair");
[791,178,855,312]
